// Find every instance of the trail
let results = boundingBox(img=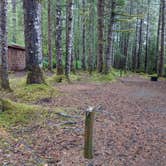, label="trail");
[0,75,166,166]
